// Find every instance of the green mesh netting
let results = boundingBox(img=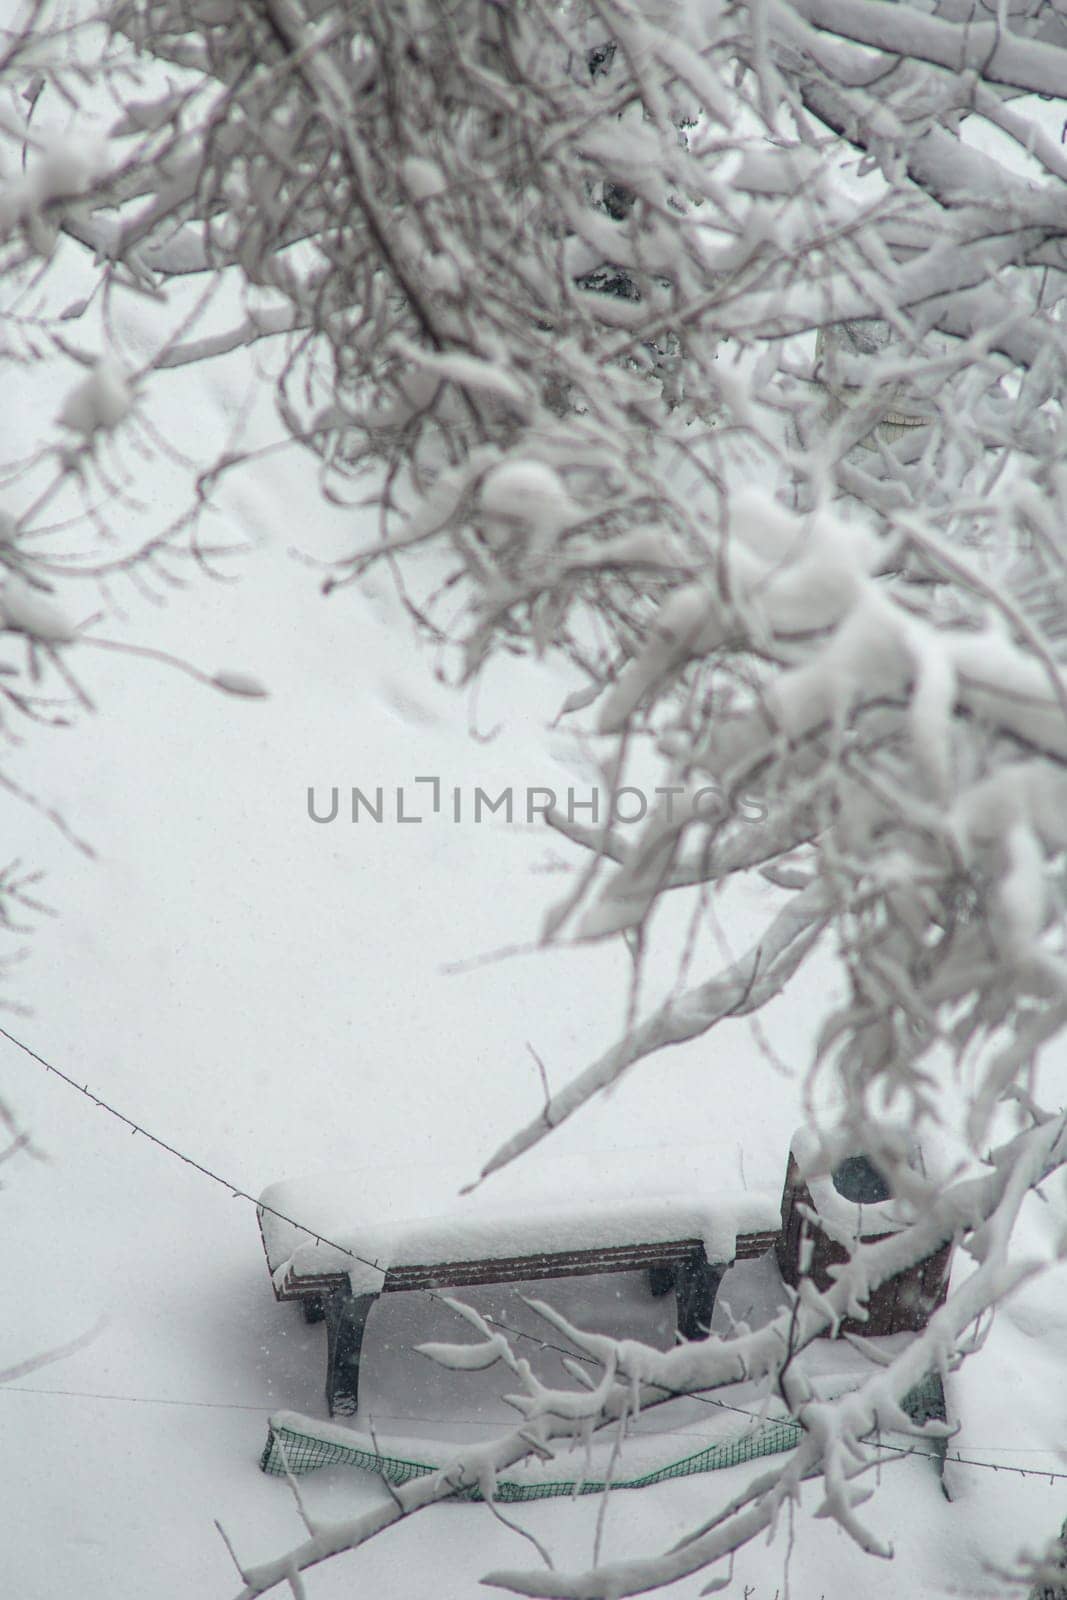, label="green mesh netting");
[260,1412,805,1499]
[260,1374,945,1500]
